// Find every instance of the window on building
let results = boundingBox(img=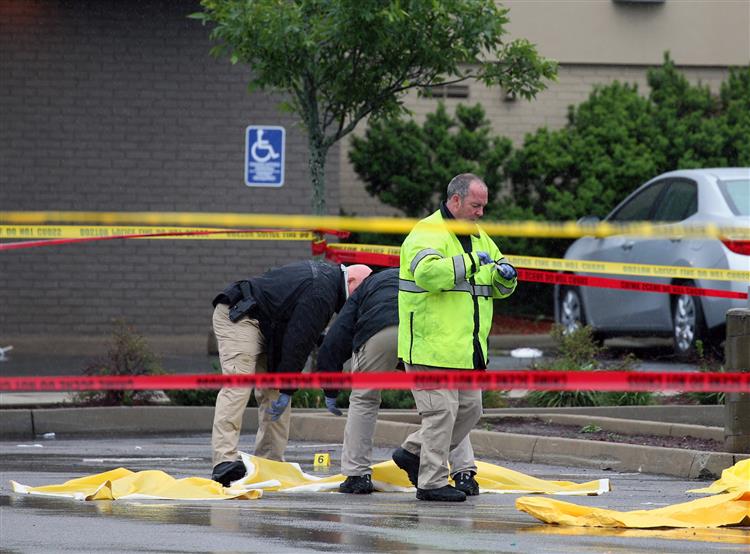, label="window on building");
[421,84,470,99]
